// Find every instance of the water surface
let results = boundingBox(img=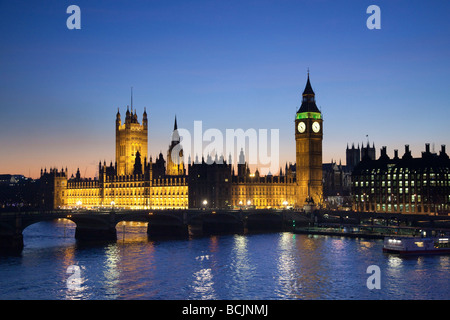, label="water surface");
[0,220,448,300]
